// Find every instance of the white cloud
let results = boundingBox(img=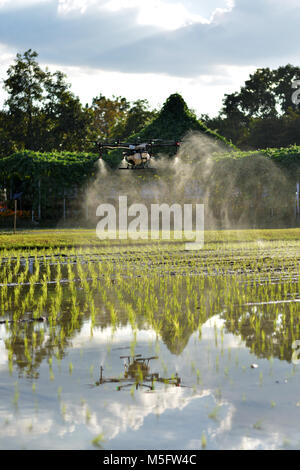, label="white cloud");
[0,0,299,116]
[0,1,295,78]
[56,0,229,30]
[43,61,254,116]
[0,55,255,116]
[0,0,50,8]
[57,0,98,14]
[103,0,209,31]
[56,0,209,30]
[92,0,300,77]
